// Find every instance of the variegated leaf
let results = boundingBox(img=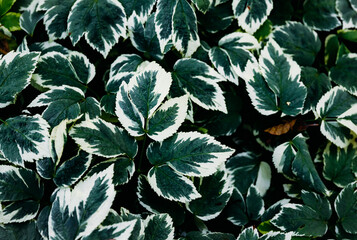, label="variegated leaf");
[273,134,330,195]
[127,62,172,119]
[49,165,115,240]
[236,227,259,240]
[323,143,357,188]
[303,0,341,31]
[335,182,357,234]
[258,40,306,116]
[69,118,138,158]
[336,0,357,29]
[68,51,95,85]
[54,151,92,187]
[67,0,127,58]
[82,220,136,240]
[209,47,238,84]
[192,0,213,13]
[115,82,146,137]
[32,52,87,91]
[218,32,260,50]
[232,0,273,34]
[330,53,357,97]
[316,87,357,147]
[244,61,278,116]
[147,132,234,177]
[172,0,200,57]
[143,214,174,240]
[147,95,188,141]
[271,21,321,66]
[173,58,227,113]
[128,14,166,61]
[19,0,44,36]
[28,85,85,127]
[0,51,40,108]
[40,0,75,40]
[187,168,233,221]
[0,165,43,201]
[120,0,156,24]
[338,104,357,134]
[148,165,201,203]
[0,115,50,166]
[0,200,39,224]
[154,0,176,53]
[272,191,332,237]
[109,54,143,80]
[50,119,68,163]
